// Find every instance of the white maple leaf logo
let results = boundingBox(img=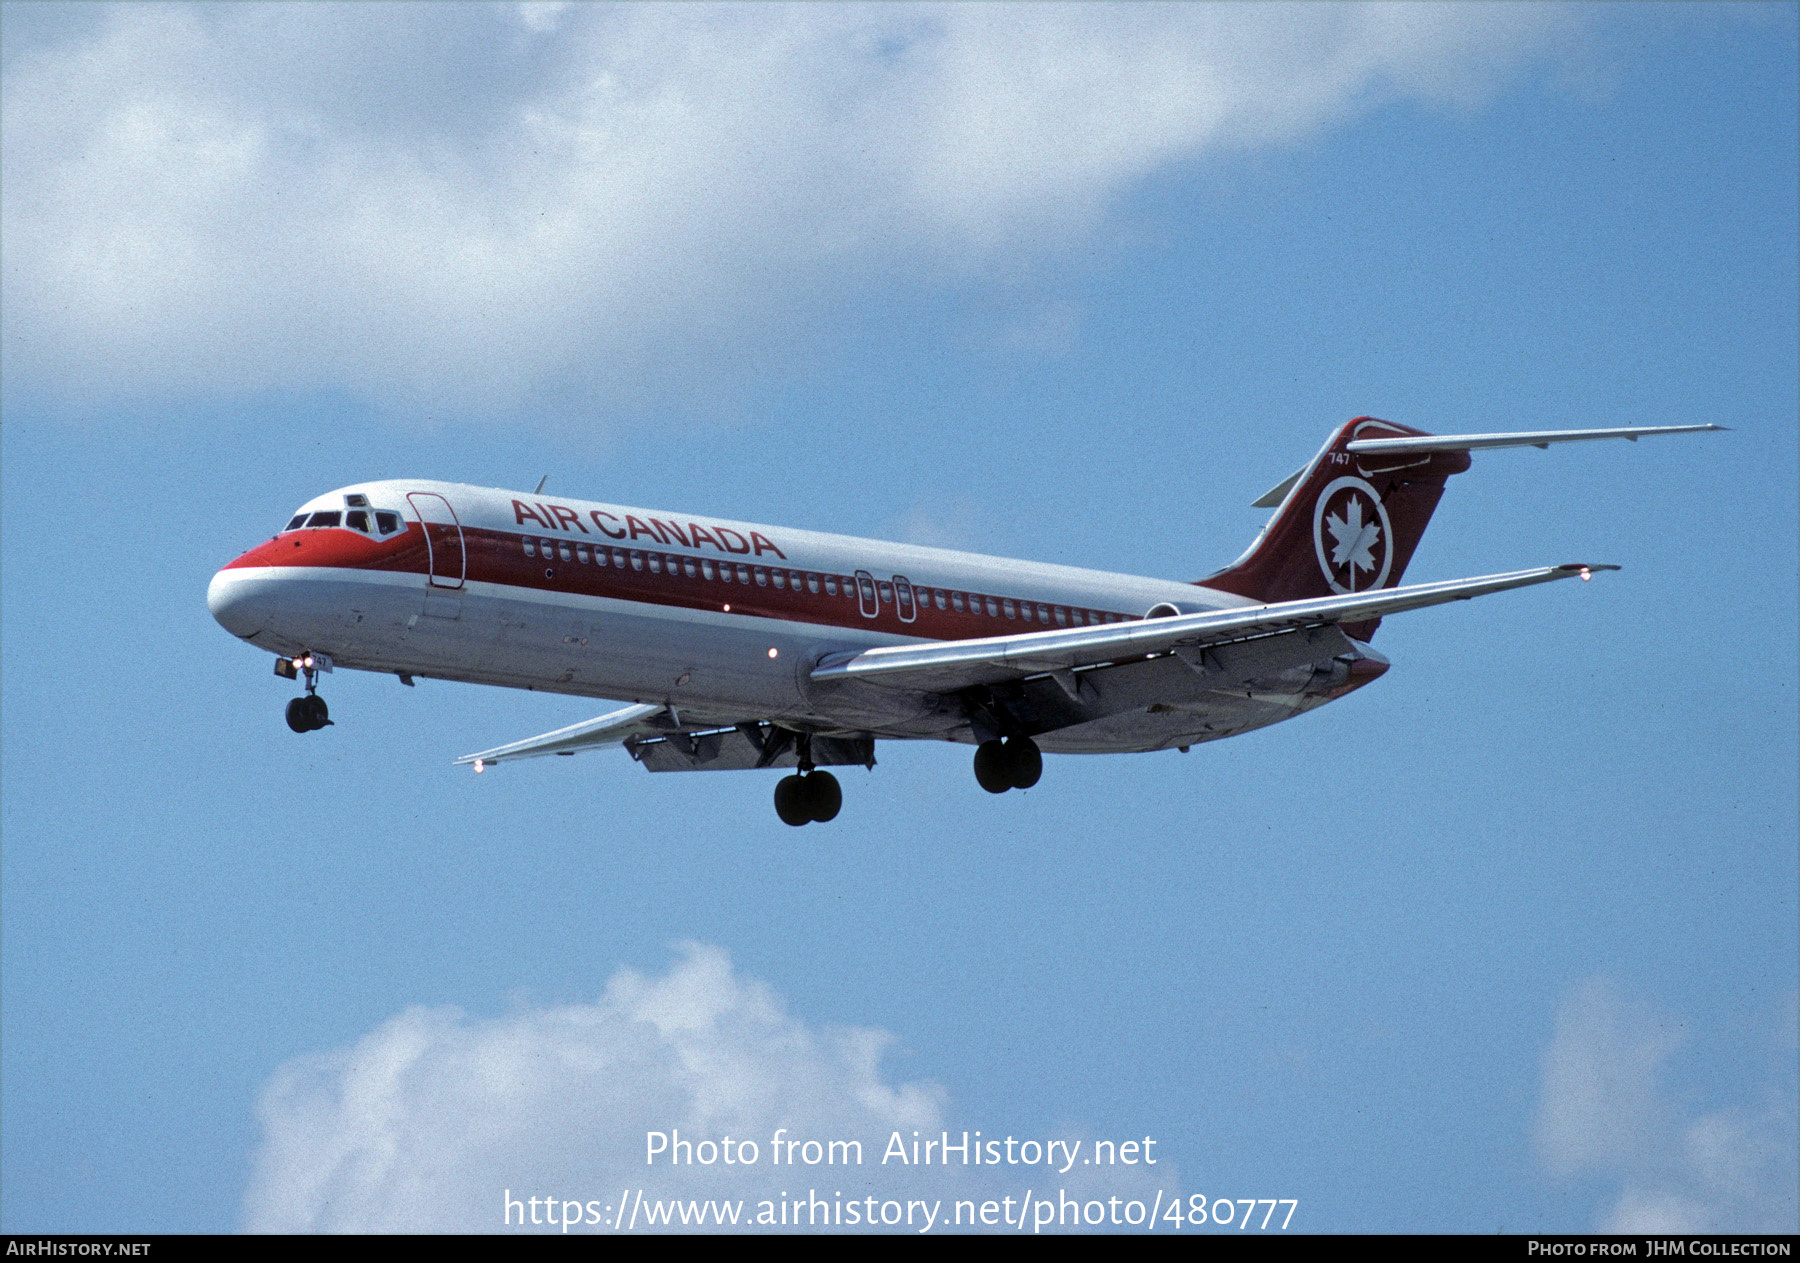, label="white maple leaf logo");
[1325,494,1382,581]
